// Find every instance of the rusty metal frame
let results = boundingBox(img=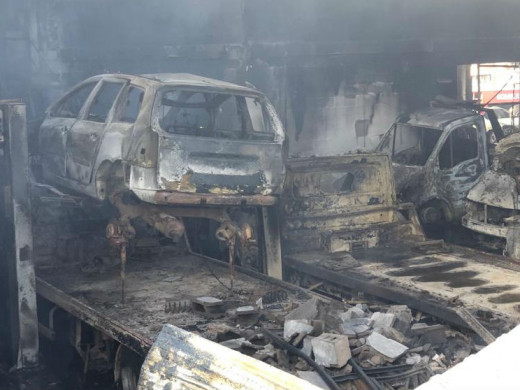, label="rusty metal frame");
[35,251,315,359]
[153,191,277,206]
[1,101,39,367]
[36,278,152,356]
